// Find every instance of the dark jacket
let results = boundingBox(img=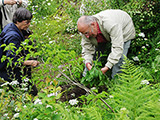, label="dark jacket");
[0,23,30,82]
